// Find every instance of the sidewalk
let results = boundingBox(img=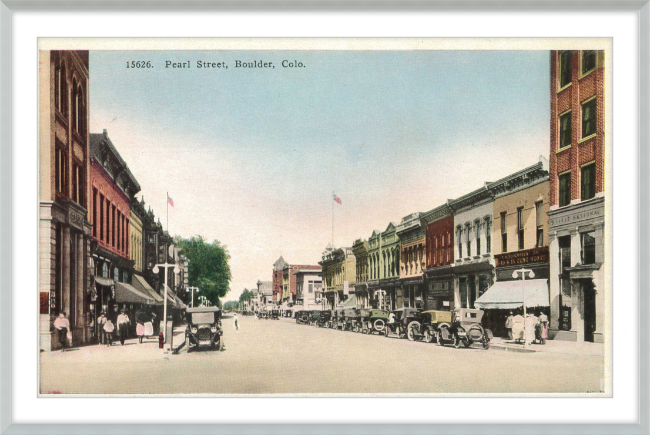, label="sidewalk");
[490,337,604,355]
